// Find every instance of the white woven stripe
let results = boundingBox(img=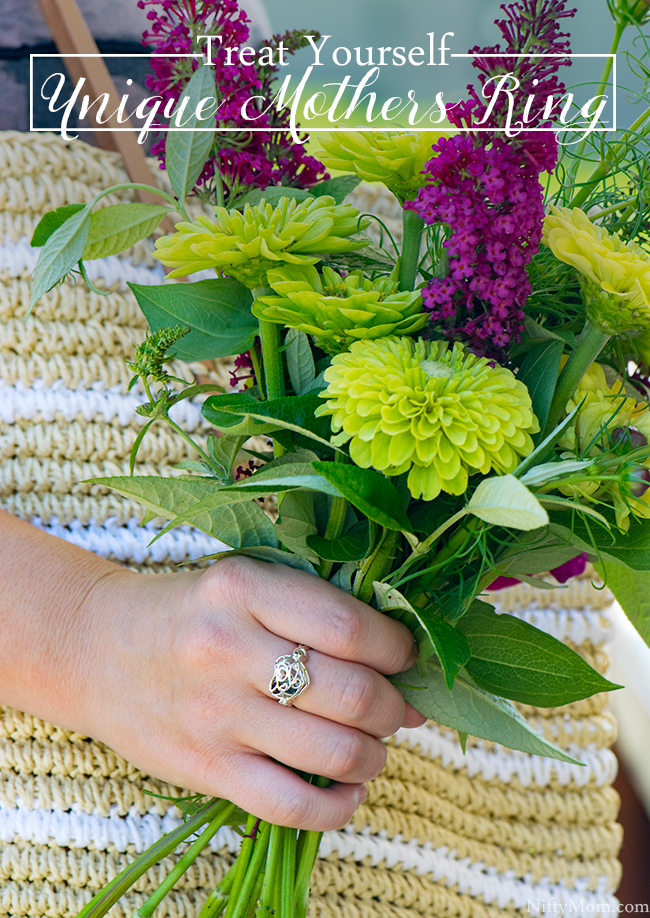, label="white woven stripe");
[0,379,203,431]
[0,801,617,909]
[0,238,165,289]
[494,601,613,646]
[390,721,618,788]
[32,517,228,564]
